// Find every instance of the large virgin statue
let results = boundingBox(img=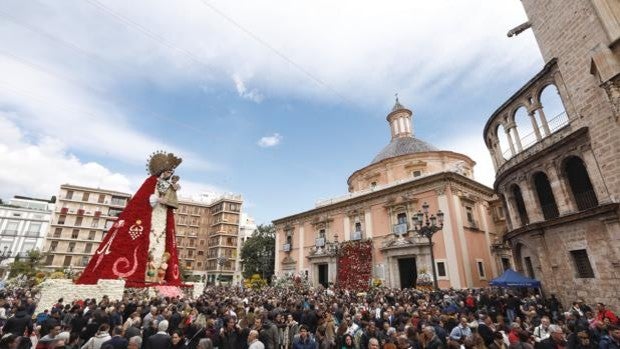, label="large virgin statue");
[77,152,183,287]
